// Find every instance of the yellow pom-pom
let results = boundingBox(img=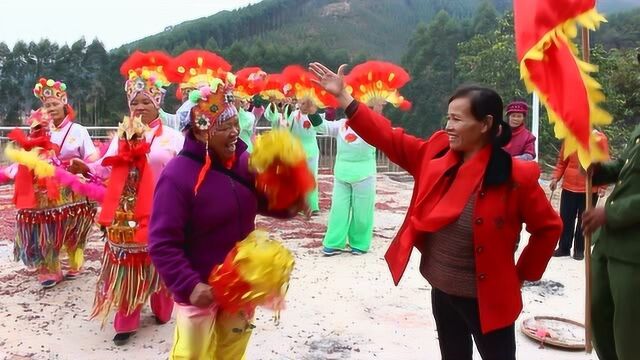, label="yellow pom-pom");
[249,129,306,172]
[46,79,55,87]
[4,144,55,178]
[234,230,294,304]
